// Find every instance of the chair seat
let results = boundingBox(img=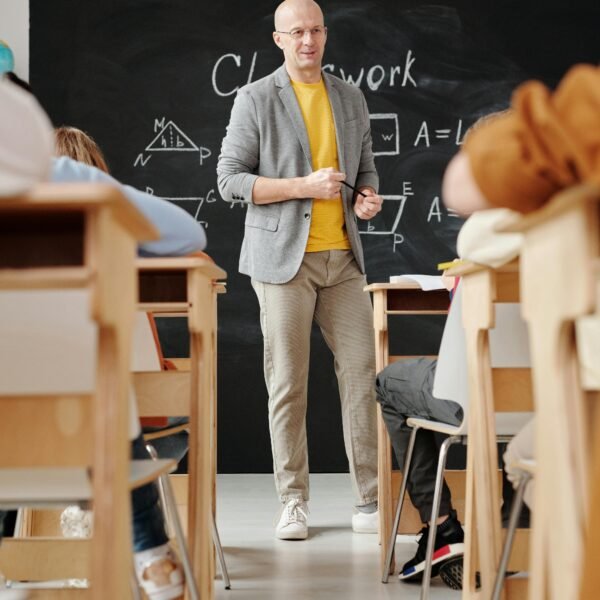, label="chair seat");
[0,467,91,508]
[406,412,532,438]
[0,459,176,510]
[509,458,536,475]
[406,417,464,436]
